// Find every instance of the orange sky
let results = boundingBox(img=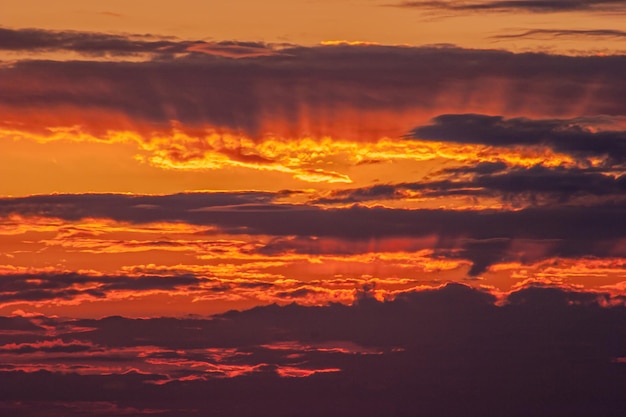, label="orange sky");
[2,4,626,417]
